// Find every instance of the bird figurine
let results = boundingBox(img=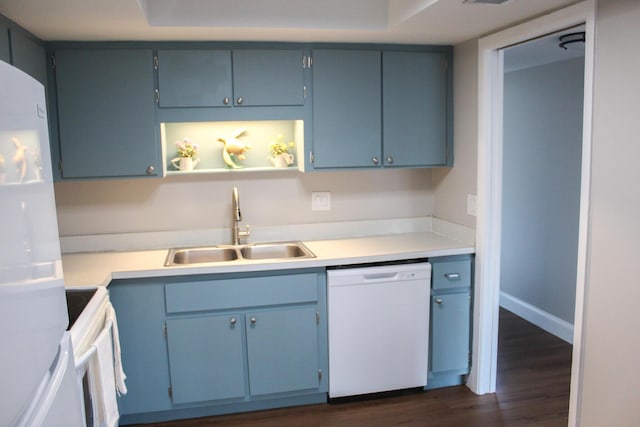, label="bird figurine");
[218,128,251,169]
